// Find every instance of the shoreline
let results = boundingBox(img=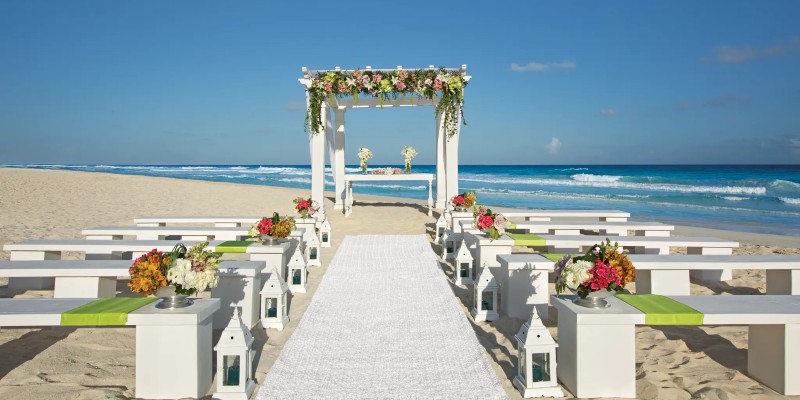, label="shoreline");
[1,168,798,399]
